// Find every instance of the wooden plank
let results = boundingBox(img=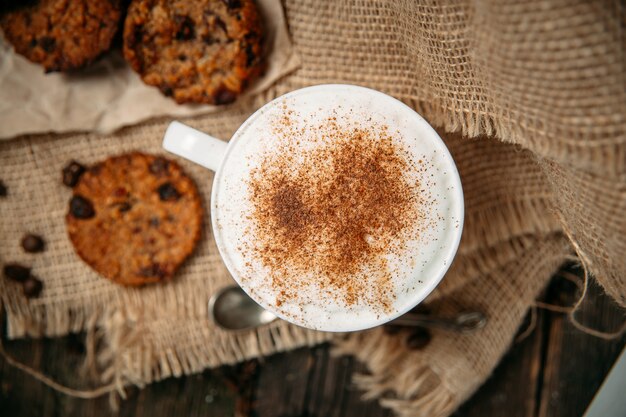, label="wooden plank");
[252,346,313,416]
[116,371,237,417]
[0,336,53,417]
[0,334,110,417]
[538,276,626,417]
[452,308,546,417]
[252,344,392,417]
[2,267,624,417]
[0,332,237,417]
[339,358,396,417]
[305,350,353,417]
